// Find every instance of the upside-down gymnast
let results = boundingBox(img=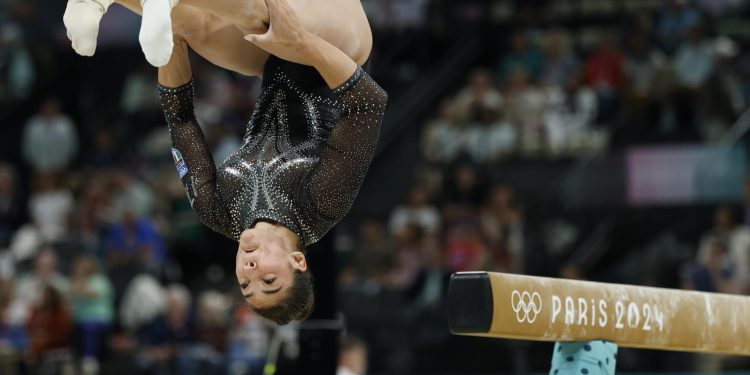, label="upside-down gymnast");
[66,0,386,325]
